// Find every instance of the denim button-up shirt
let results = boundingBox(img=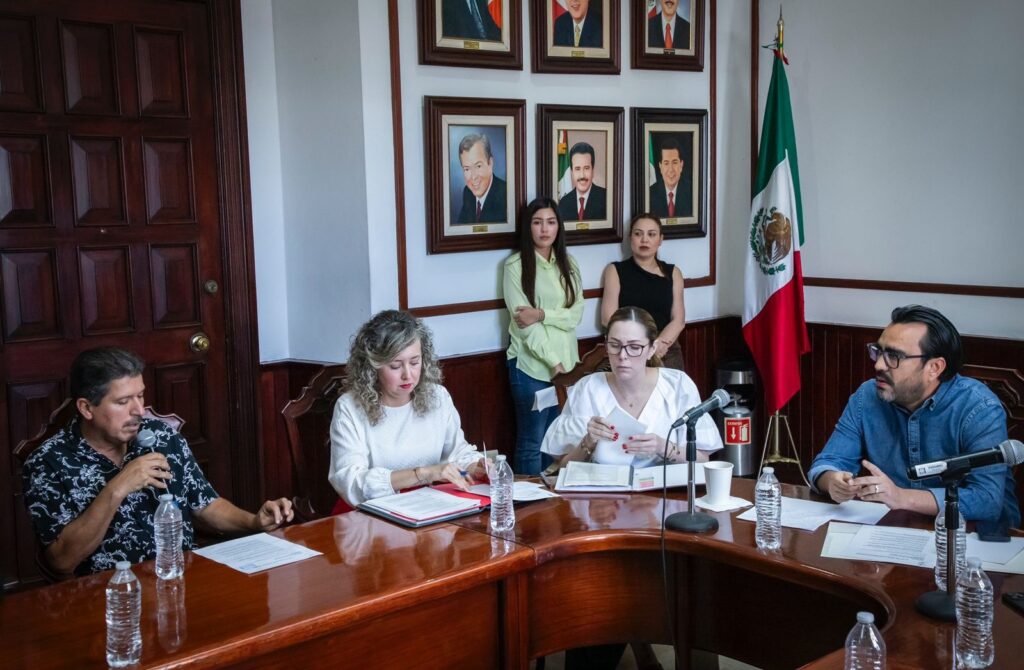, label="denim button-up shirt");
[809,374,1020,525]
